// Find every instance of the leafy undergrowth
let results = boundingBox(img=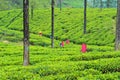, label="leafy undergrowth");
[0,8,119,79]
[0,42,120,79]
[0,8,116,47]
